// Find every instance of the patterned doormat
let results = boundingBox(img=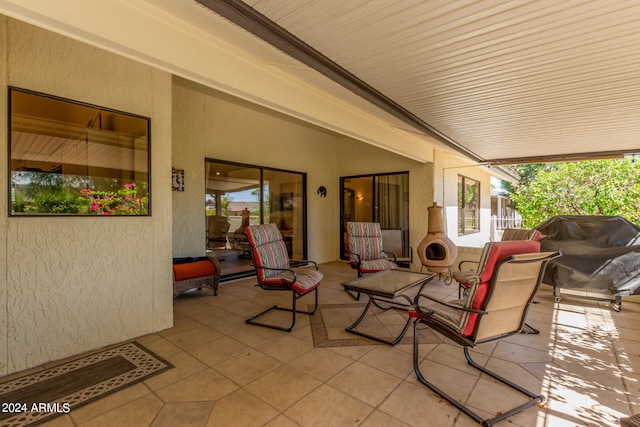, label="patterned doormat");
[310,303,441,347]
[0,342,172,427]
